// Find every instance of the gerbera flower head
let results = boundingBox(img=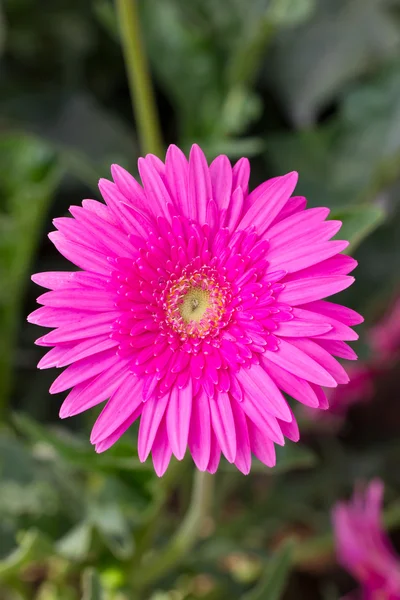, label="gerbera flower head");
[333,480,400,599]
[29,144,363,475]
